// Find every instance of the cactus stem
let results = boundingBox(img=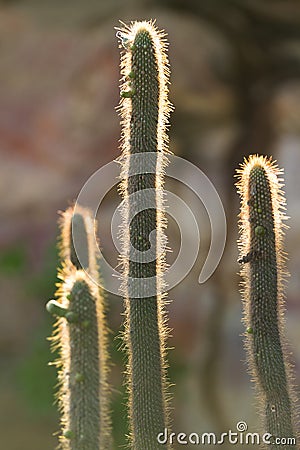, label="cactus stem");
[48,206,111,449]
[236,154,298,447]
[118,20,172,449]
[58,205,98,276]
